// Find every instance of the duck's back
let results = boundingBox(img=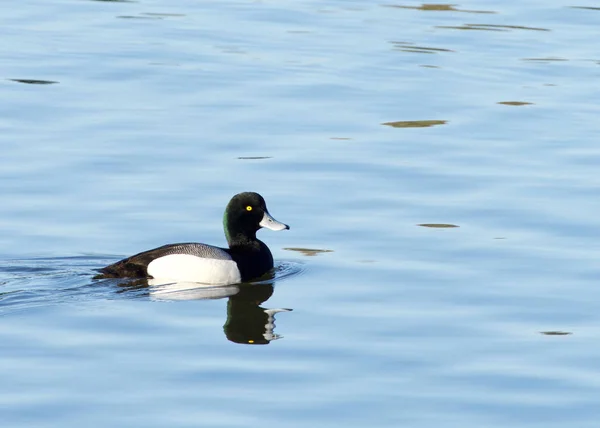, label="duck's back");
[96,243,241,284]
